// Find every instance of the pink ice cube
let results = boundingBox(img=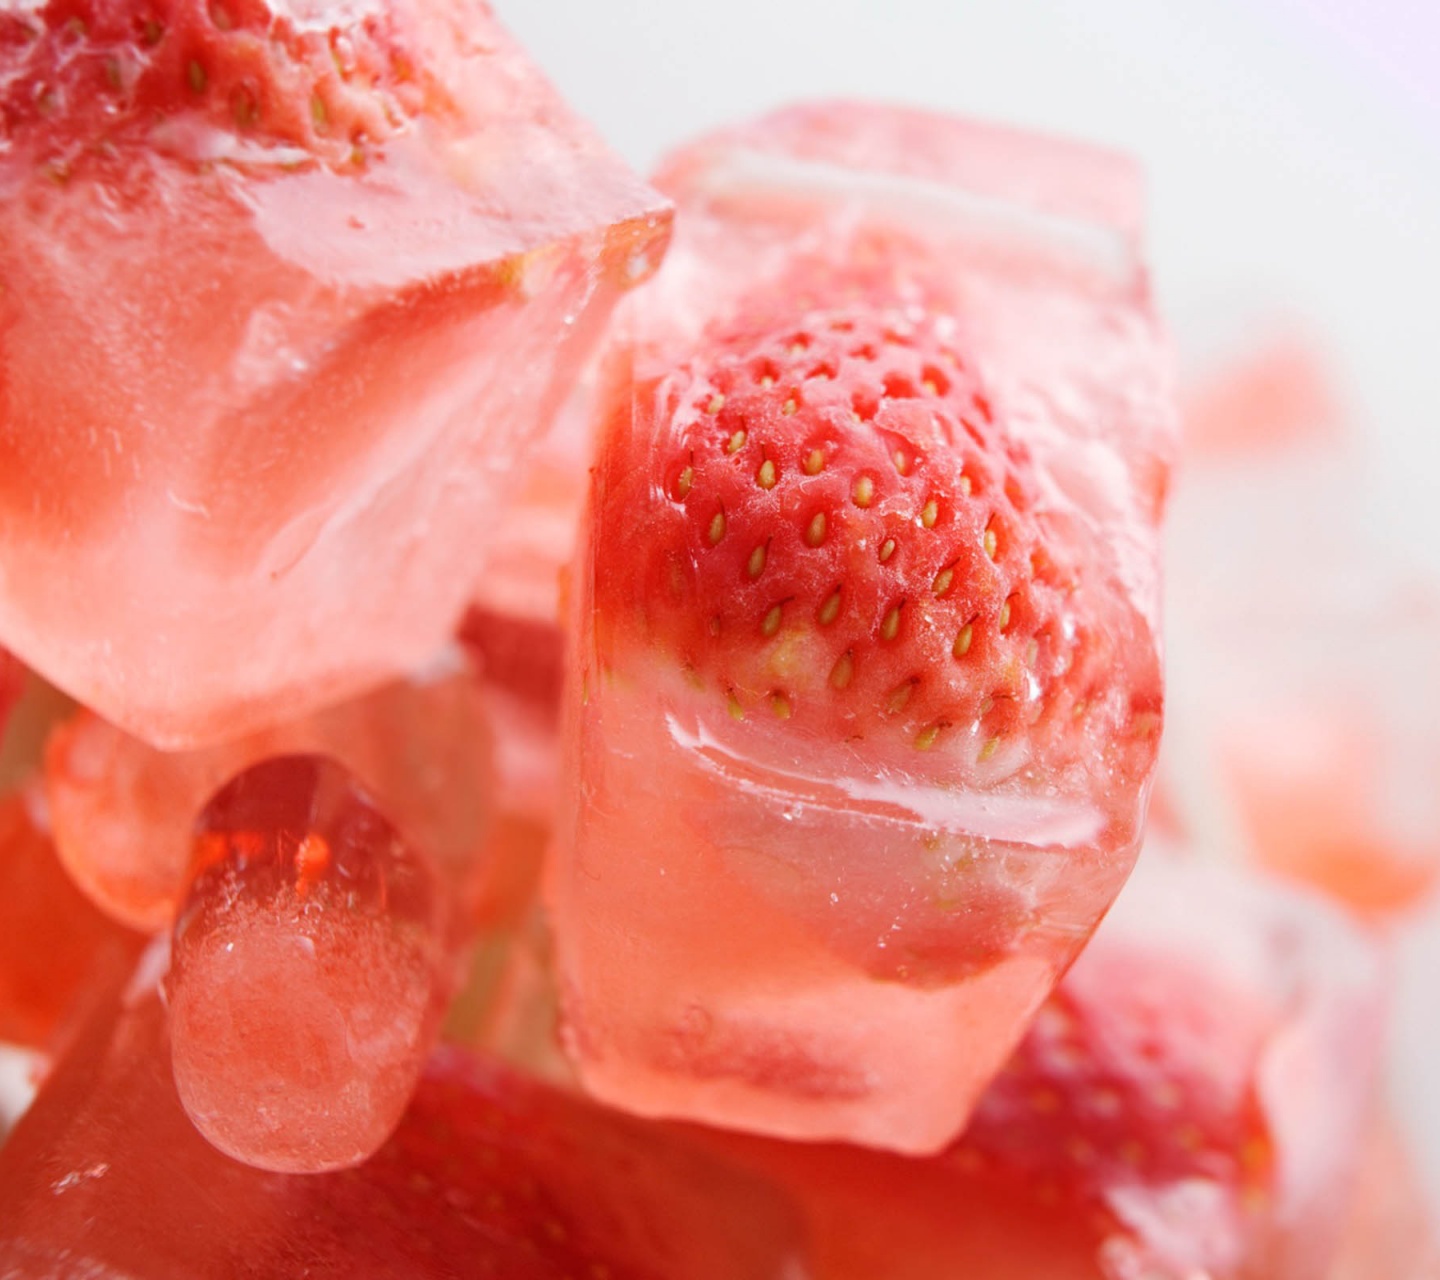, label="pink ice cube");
[0,0,670,748]
[552,103,1176,1152]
